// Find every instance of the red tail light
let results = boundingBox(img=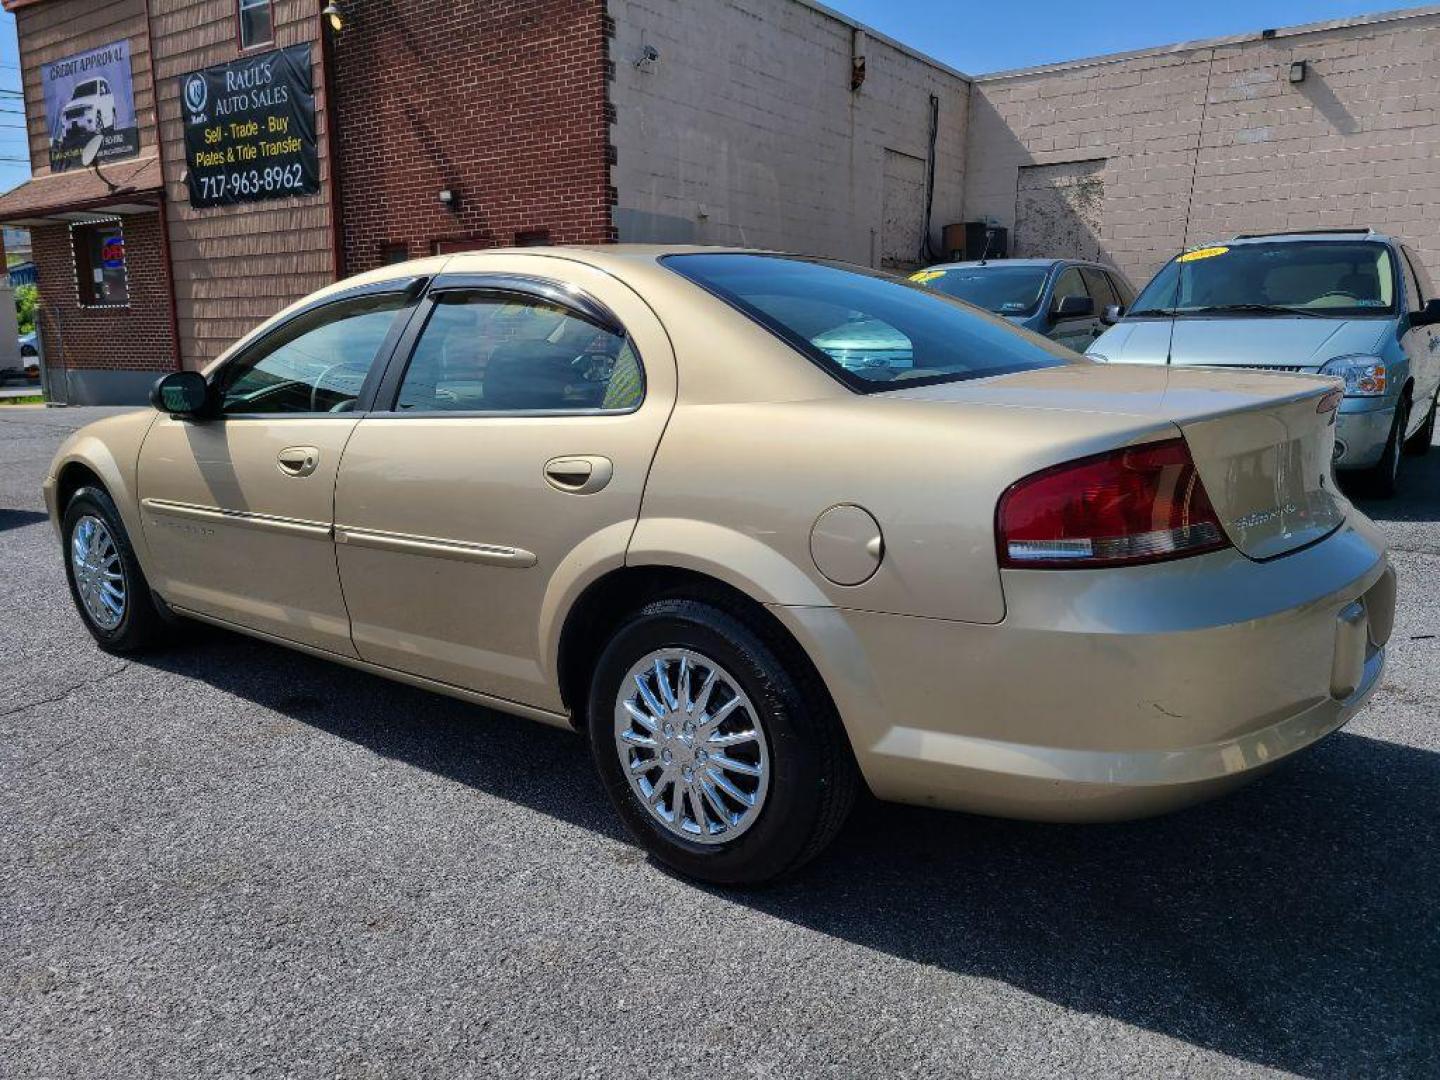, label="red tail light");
[996,438,1231,569]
